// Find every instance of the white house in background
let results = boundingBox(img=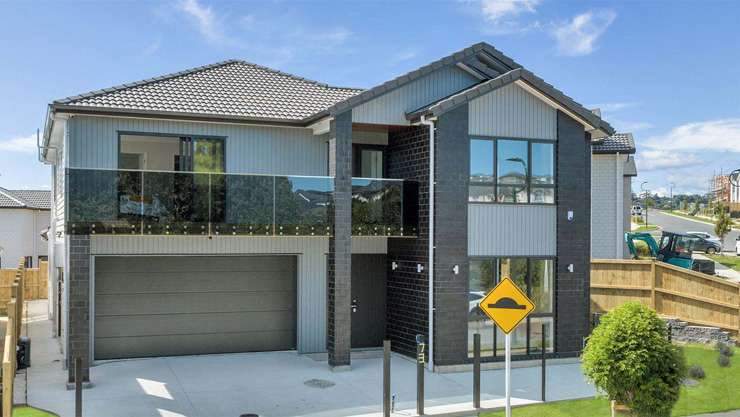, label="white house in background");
[591,133,637,259]
[0,188,51,268]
